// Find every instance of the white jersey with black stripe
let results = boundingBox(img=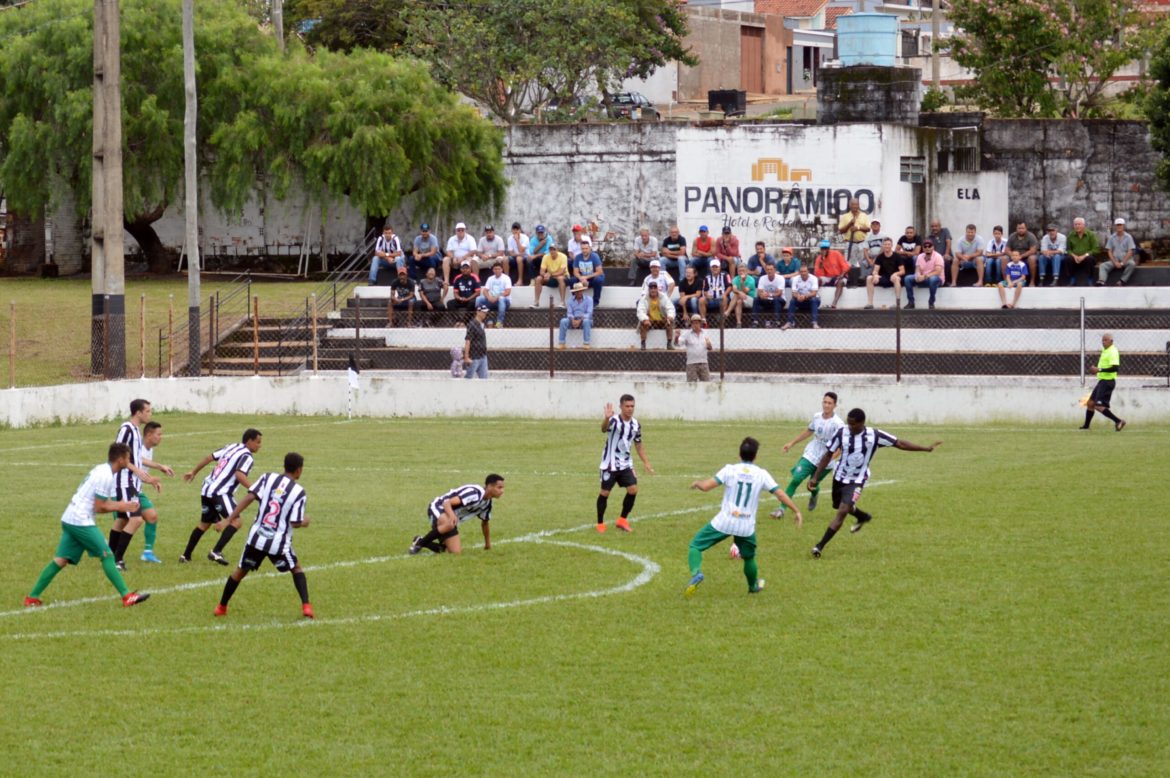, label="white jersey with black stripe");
[428,484,492,525]
[114,420,144,494]
[600,416,641,472]
[243,473,307,556]
[200,443,255,499]
[826,426,898,485]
